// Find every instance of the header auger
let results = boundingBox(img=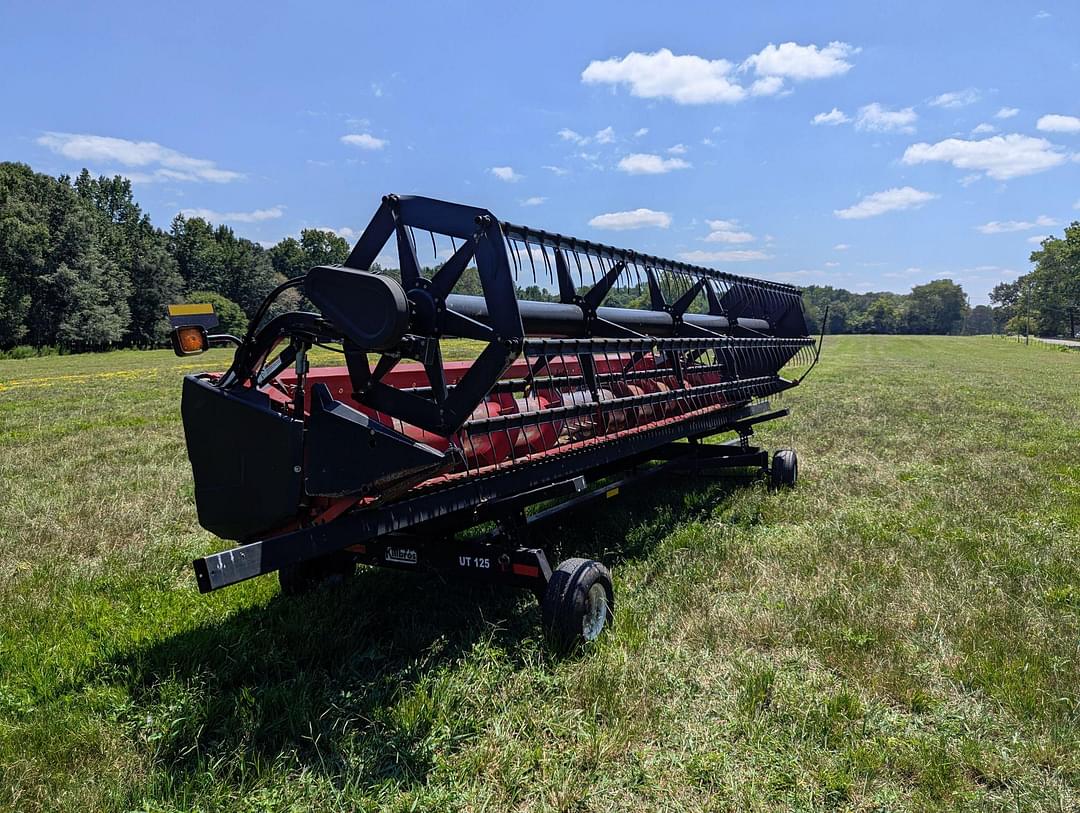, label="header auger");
[172,194,819,650]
